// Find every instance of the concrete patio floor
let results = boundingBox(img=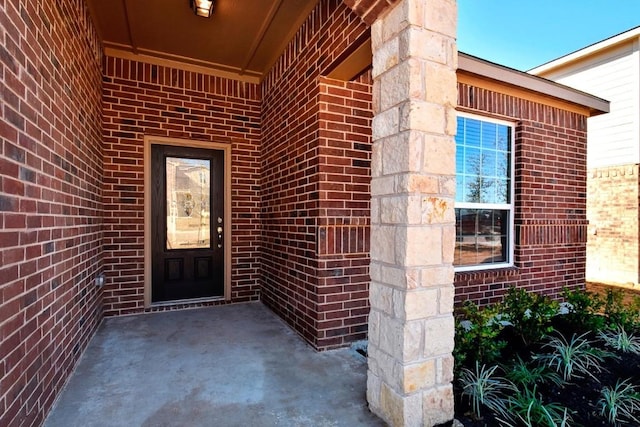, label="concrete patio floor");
[44,302,385,427]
